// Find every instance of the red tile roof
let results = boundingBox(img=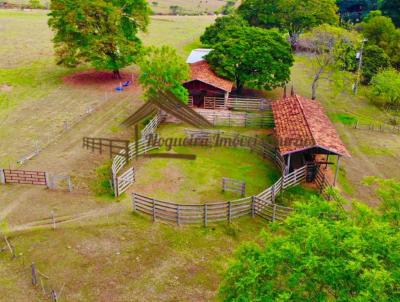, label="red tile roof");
[186,61,233,92]
[272,95,350,157]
